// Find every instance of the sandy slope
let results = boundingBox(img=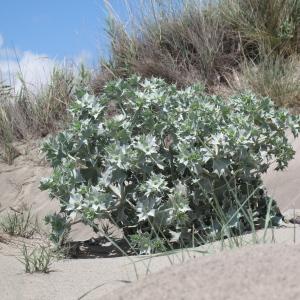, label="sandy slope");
[0,226,300,300]
[0,140,58,221]
[263,134,300,210]
[102,243,300,300]
[0,140,96,241]
[0,235,205,300]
